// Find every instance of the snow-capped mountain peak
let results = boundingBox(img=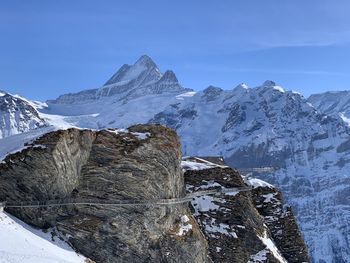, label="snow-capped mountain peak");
[231,83,249,96]
[202,86,224,102]
[159,70,179,84]
[259,80,285,93]
[262,80,277,87]
[103,55,161,87]
[0,92,47,139]
[134,54,158,68]
[47,55,190,108]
